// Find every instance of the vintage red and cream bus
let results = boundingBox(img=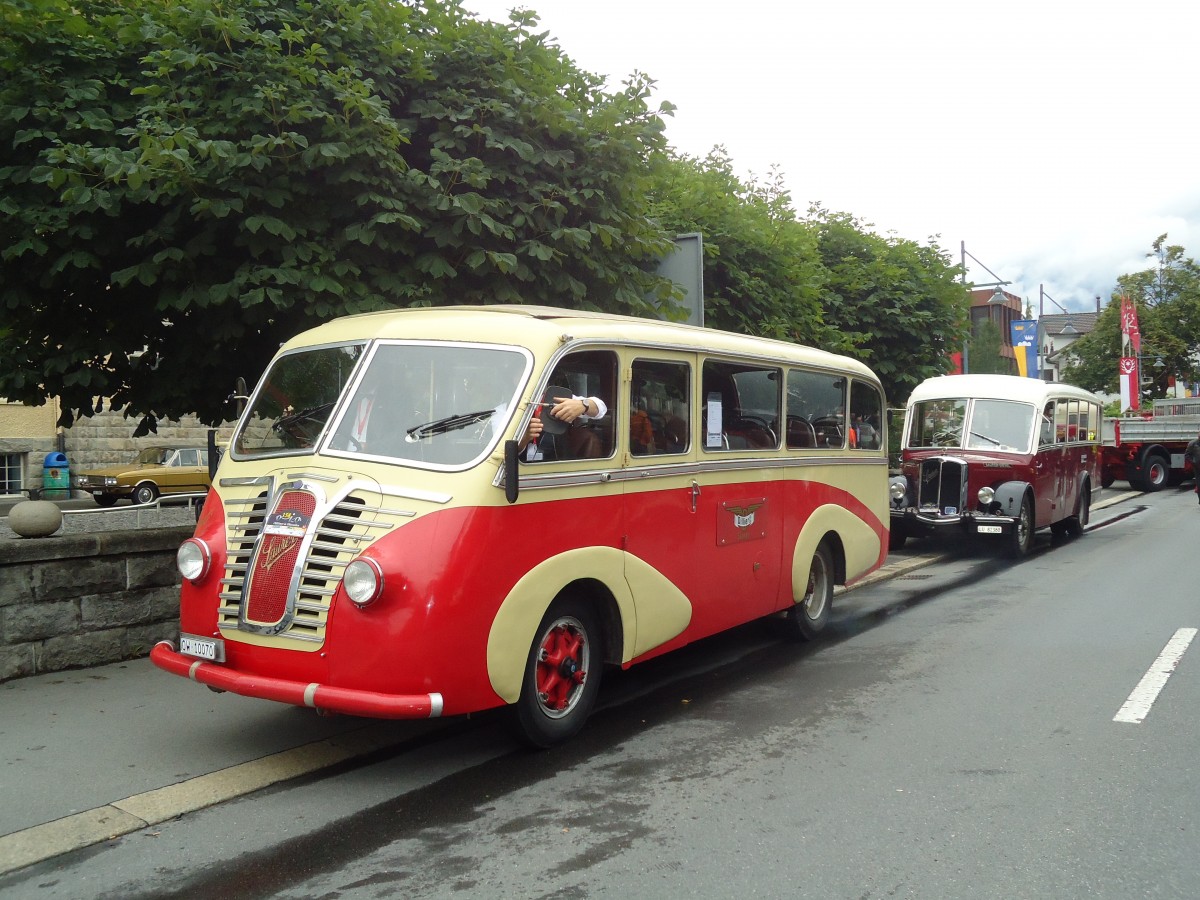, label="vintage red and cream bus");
[151,306,890,745]
[888,374,1102,559]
